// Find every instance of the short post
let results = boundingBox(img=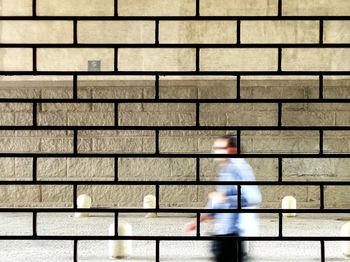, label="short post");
[109,221,132,259]
[282,196,297,217]
[144,194,157,218]
[74,194,92,218]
